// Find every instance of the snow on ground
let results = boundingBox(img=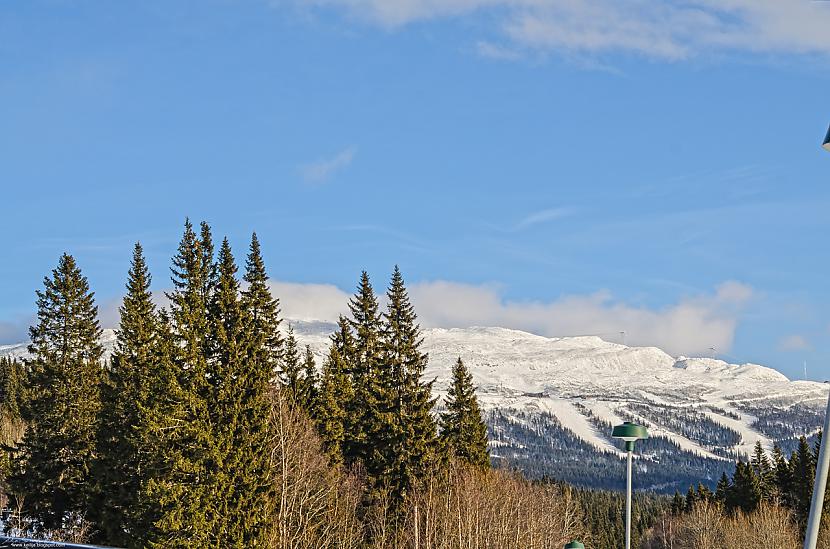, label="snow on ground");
[533,397,624,456]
